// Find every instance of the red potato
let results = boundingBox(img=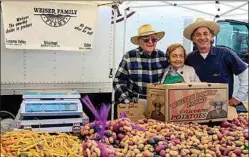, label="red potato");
[233,148,242,156]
